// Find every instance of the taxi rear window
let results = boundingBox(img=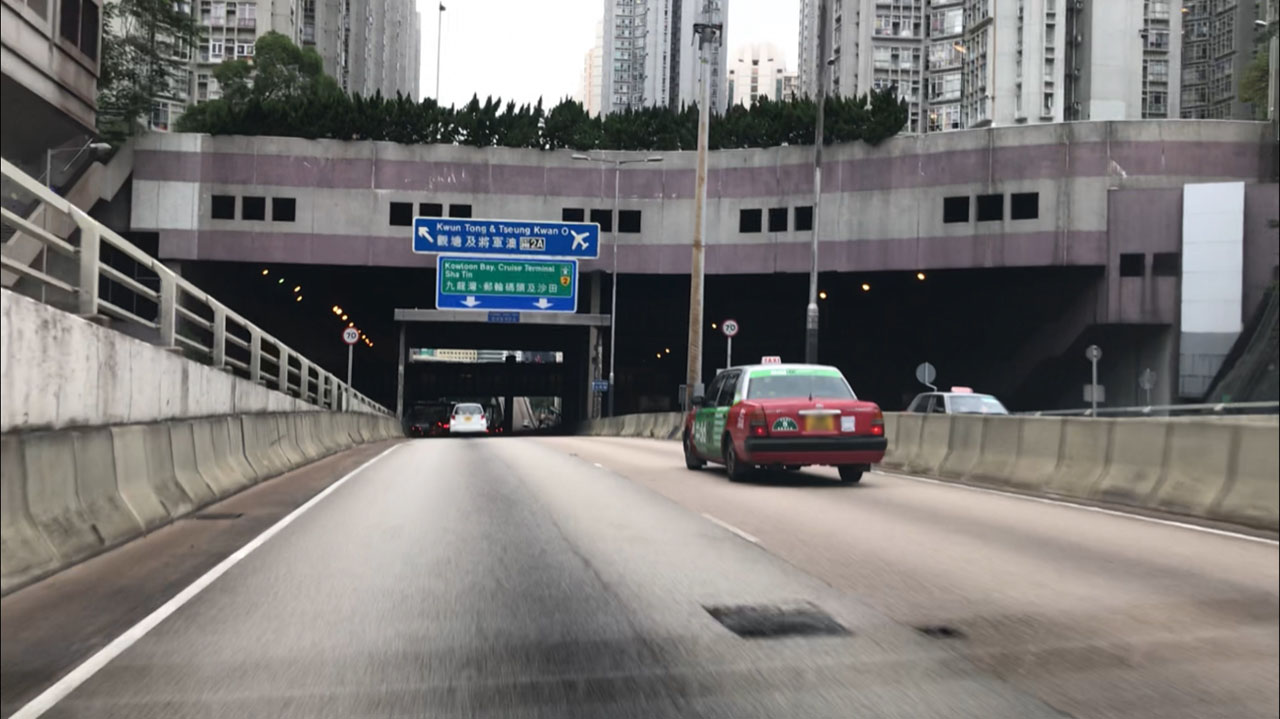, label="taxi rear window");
[745,371,854,400]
